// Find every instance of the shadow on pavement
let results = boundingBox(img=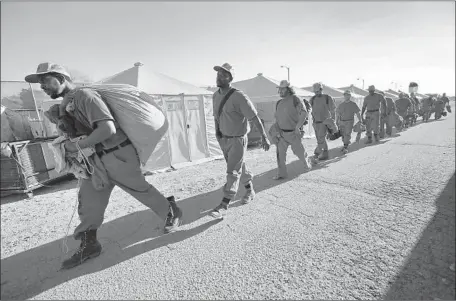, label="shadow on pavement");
[0,158,323,300]
[317,136,388,164]
[383,173,456,300]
